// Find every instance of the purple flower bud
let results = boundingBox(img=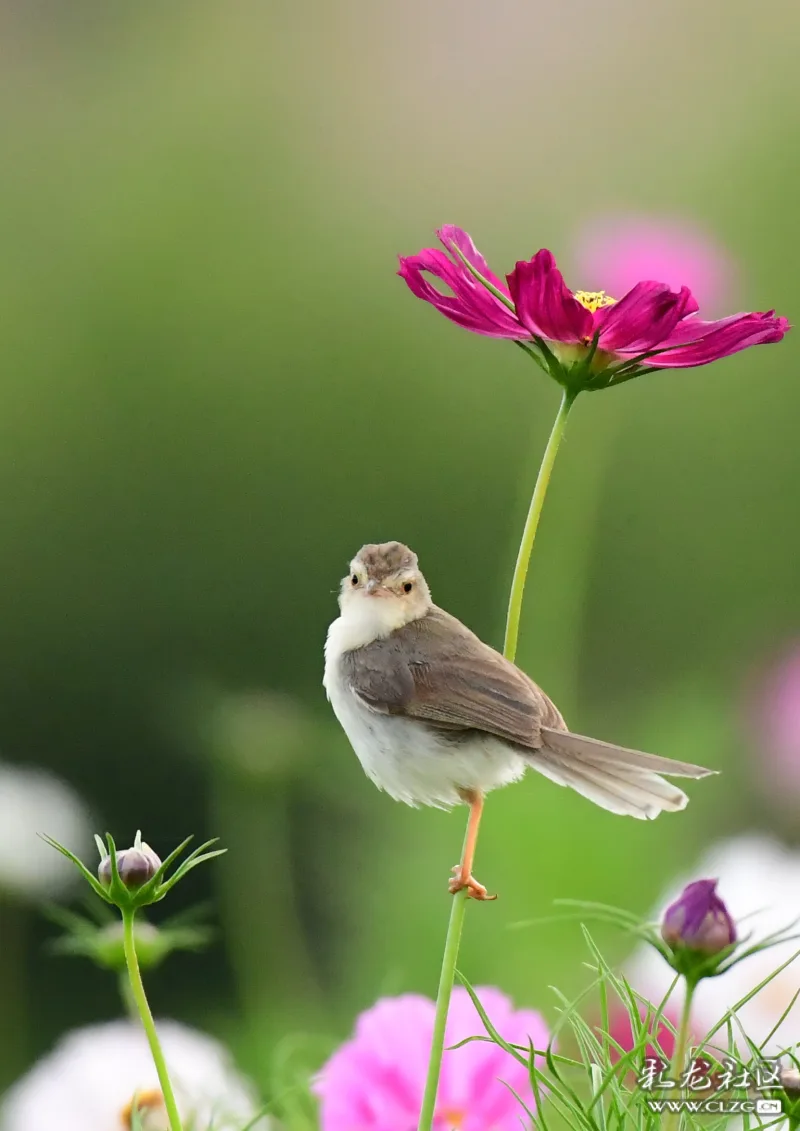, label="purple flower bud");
[661,879,736,956]
[98,843,161,890]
